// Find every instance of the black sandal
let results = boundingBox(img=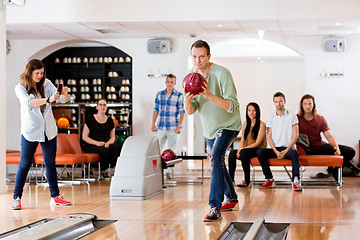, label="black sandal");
[236,181,250,188]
